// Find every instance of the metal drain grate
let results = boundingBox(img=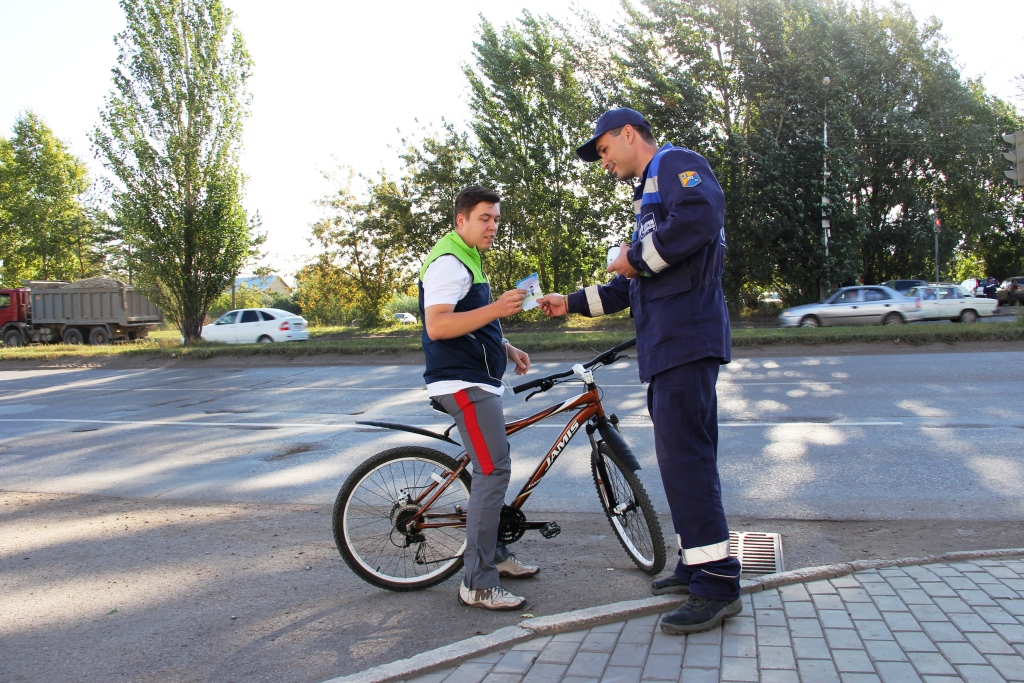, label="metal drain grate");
[729,531,784,574]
